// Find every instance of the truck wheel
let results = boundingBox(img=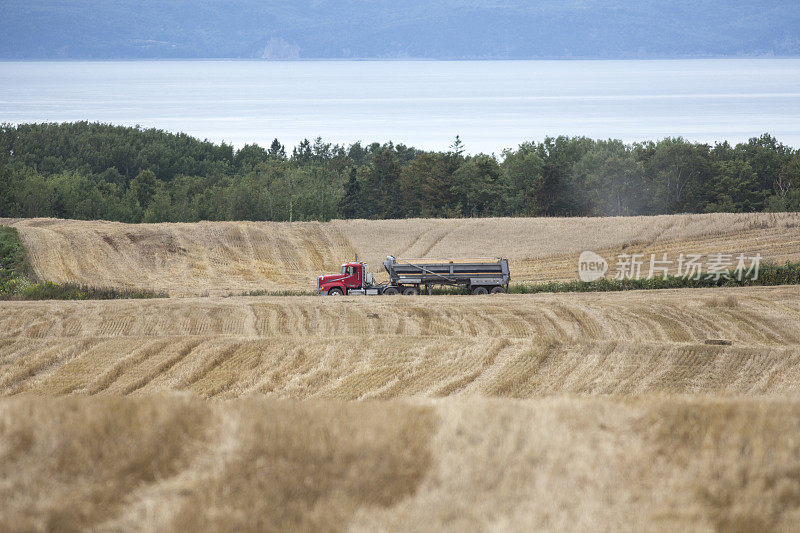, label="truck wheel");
[471,286,488,295]
[382,287,399,295]
[402,287,419,296]
[327,288,343,296]
[490,286,505,294]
